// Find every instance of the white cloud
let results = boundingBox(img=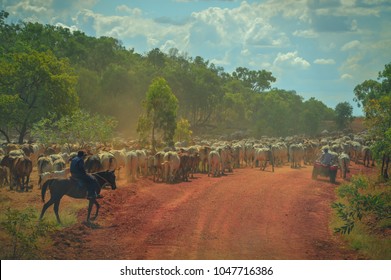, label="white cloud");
[160,40,177,53]
[3,0,98,24]
[5,0,49,14]
[314,58,336,65]
[293,29,318,38]
[274,51,311,69]
[116,5,142,16]
[341,73,353,80]
[74,8,190,51]
[341,0,356,7]
[210,51,231,66]
[55,22,79,32]
[341,40,361,51]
